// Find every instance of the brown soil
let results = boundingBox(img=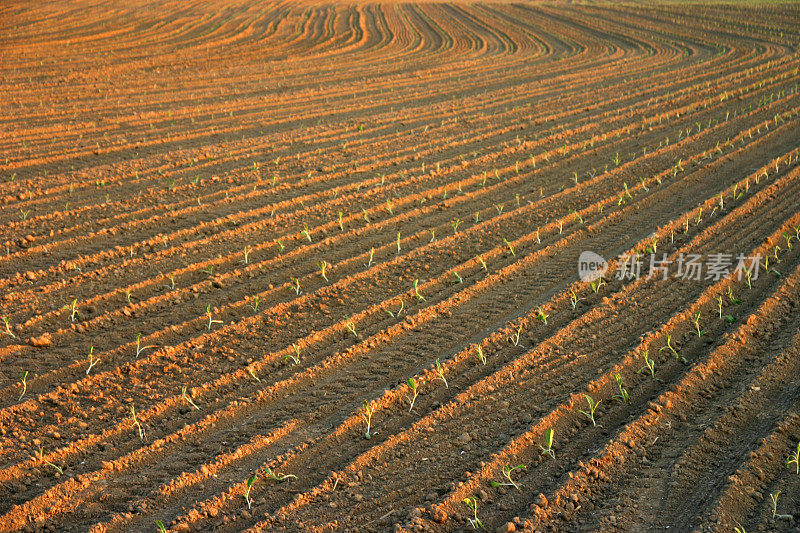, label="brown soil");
[1,1,800,532]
